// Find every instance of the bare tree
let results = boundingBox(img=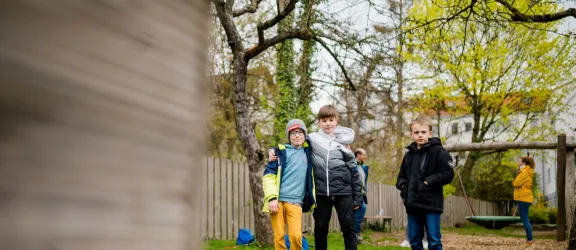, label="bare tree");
[210,0,357,244]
